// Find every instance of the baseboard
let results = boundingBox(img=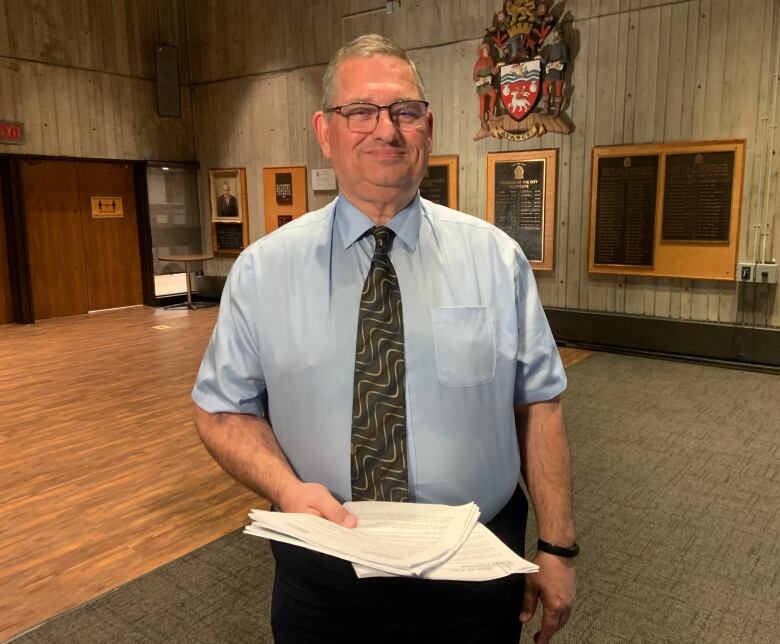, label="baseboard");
[154,292,220,308]
[545,308,780,370]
